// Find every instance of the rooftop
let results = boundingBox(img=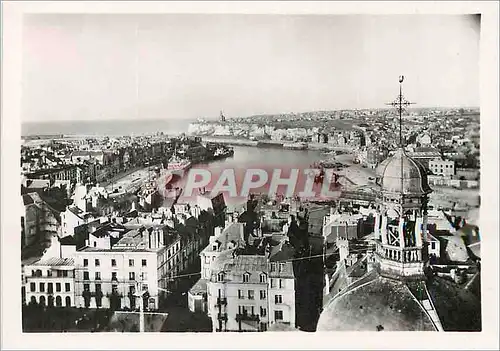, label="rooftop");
[221,255,268,275]
[27,257,75,267]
